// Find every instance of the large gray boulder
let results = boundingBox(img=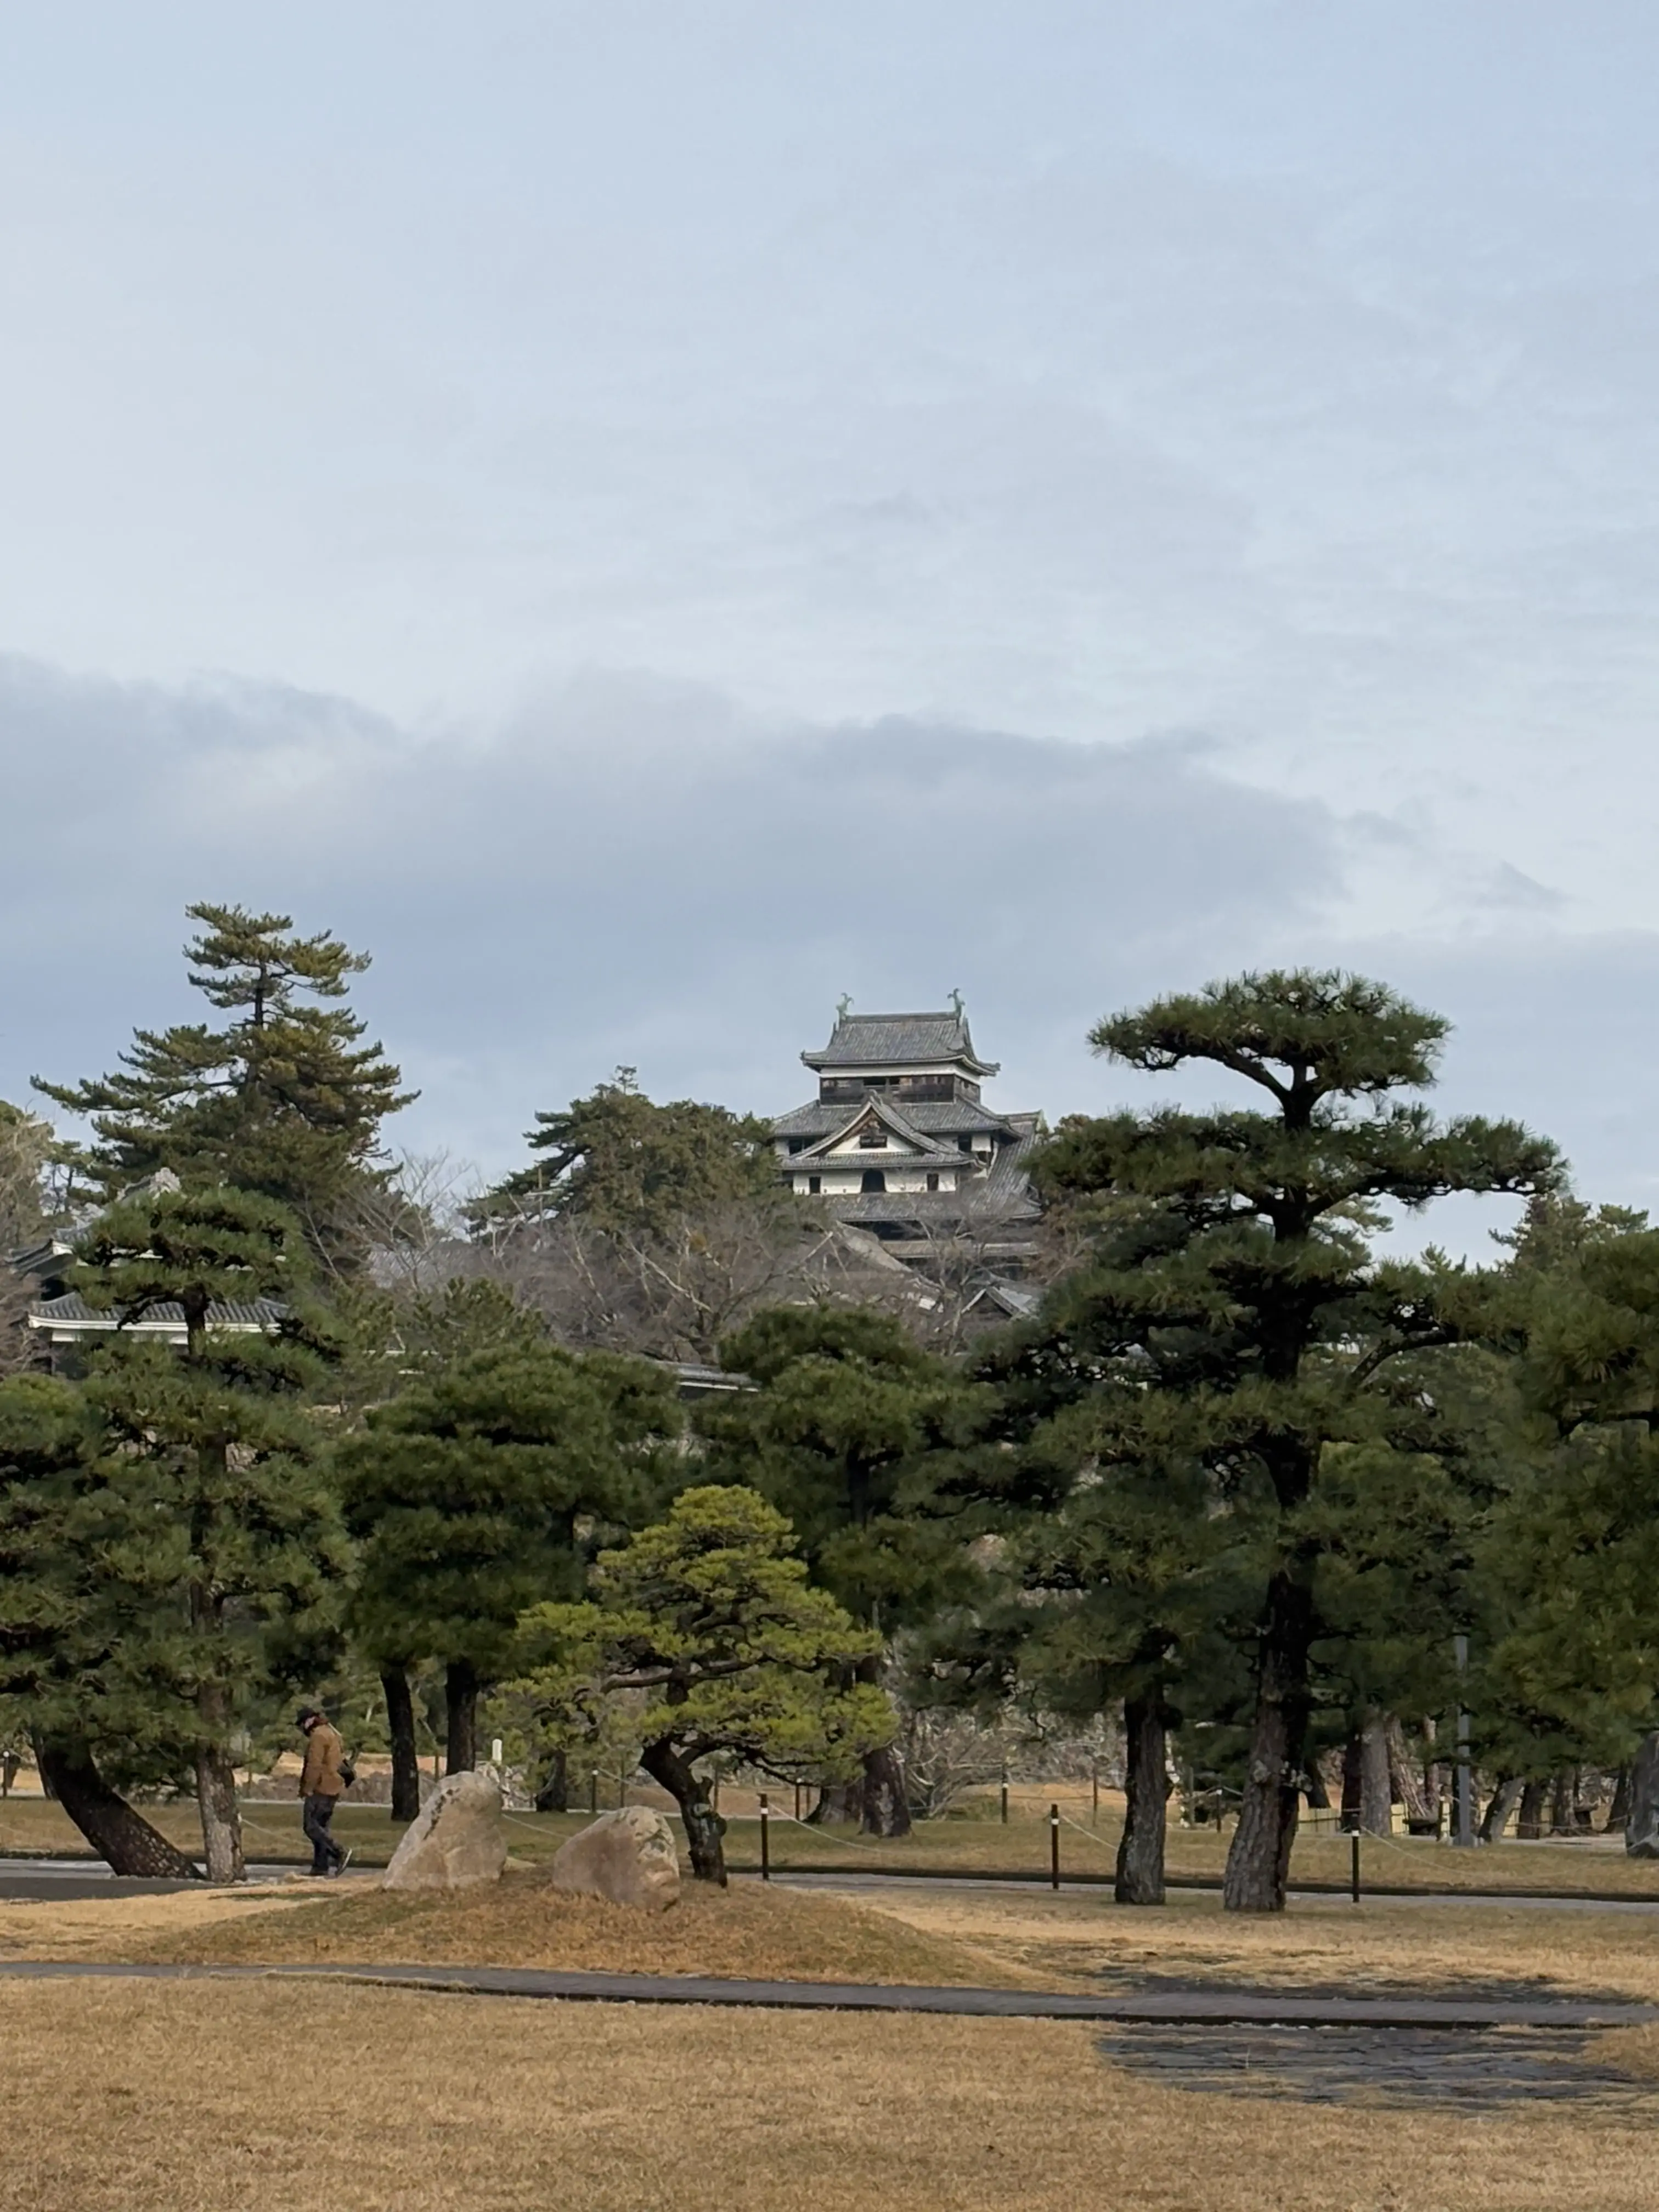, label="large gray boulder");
[383,1768,507,1892]
[551,1806,681,1911]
